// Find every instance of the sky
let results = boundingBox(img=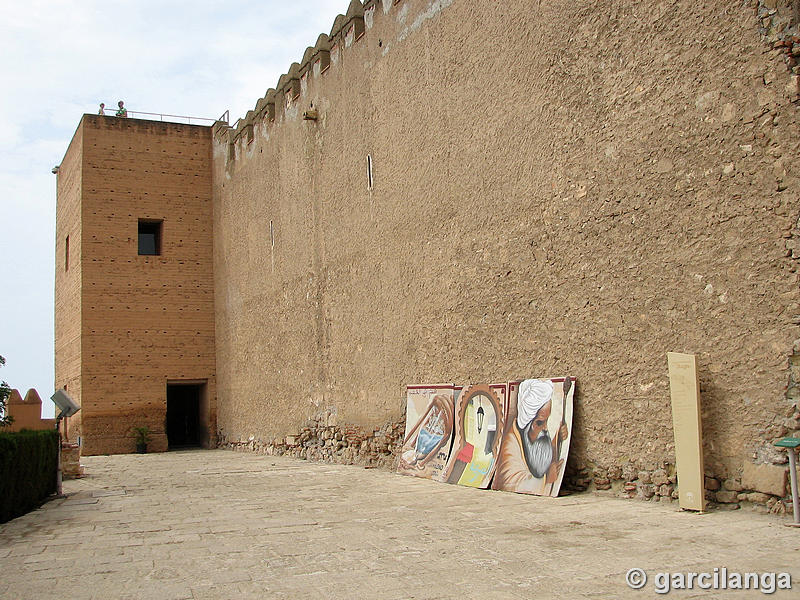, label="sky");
[0,0,349,417]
